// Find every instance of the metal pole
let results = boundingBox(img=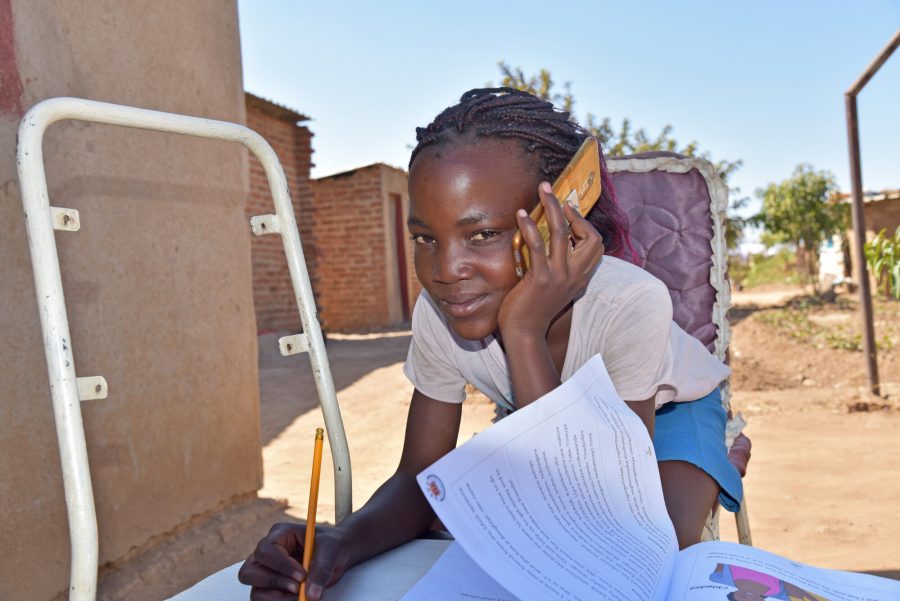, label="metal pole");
[844,94,880,396]
[842,29,899,397]
[847,30,900,96]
